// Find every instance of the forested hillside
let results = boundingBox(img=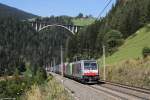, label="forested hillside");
[0,16,73,76]
[0,15,72,99]
[105,24,150,64]
[0,3,37,20]
[68,0,150,61]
